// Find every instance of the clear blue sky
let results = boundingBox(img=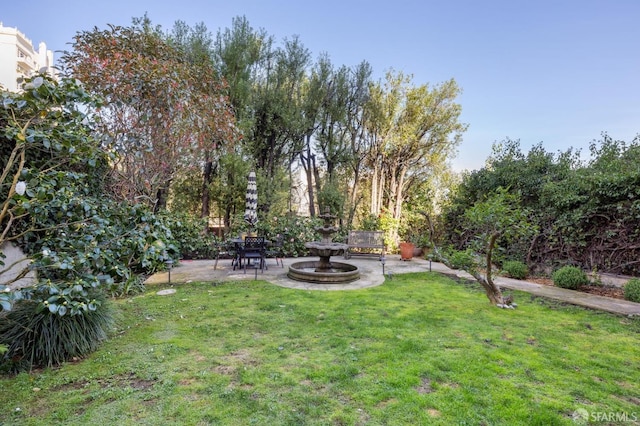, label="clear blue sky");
[3,0,639,171]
